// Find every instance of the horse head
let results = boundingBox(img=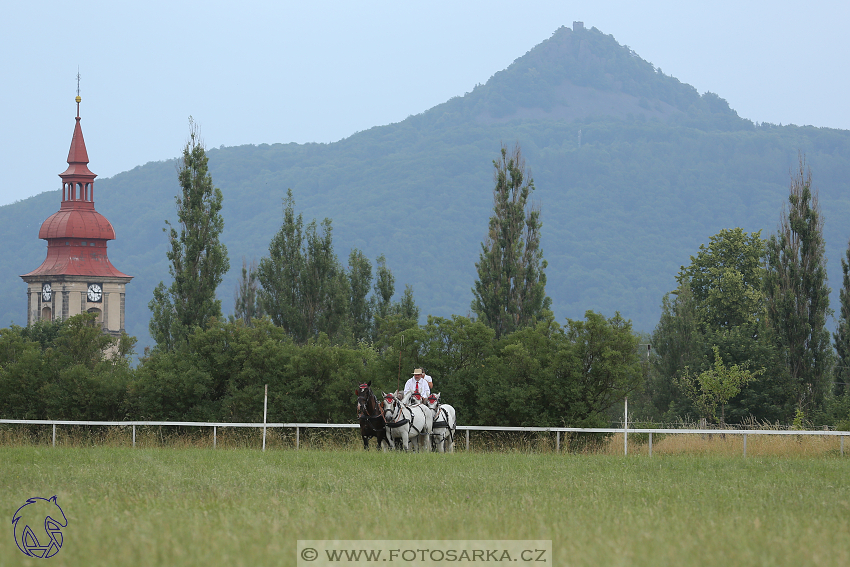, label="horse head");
[426,392,440,410]
[382,392,400,421]
[356,381,375,416]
